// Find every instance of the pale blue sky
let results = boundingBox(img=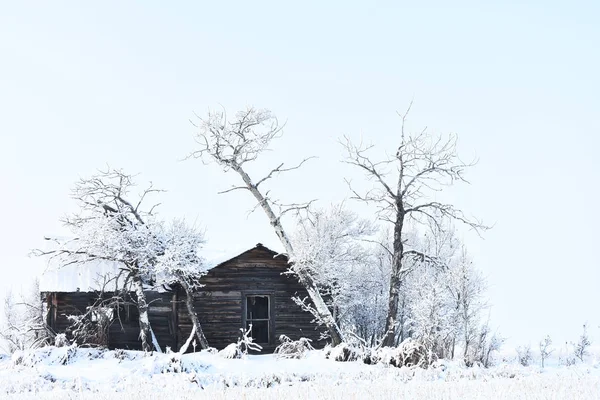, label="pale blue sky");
[1,1,599,348]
